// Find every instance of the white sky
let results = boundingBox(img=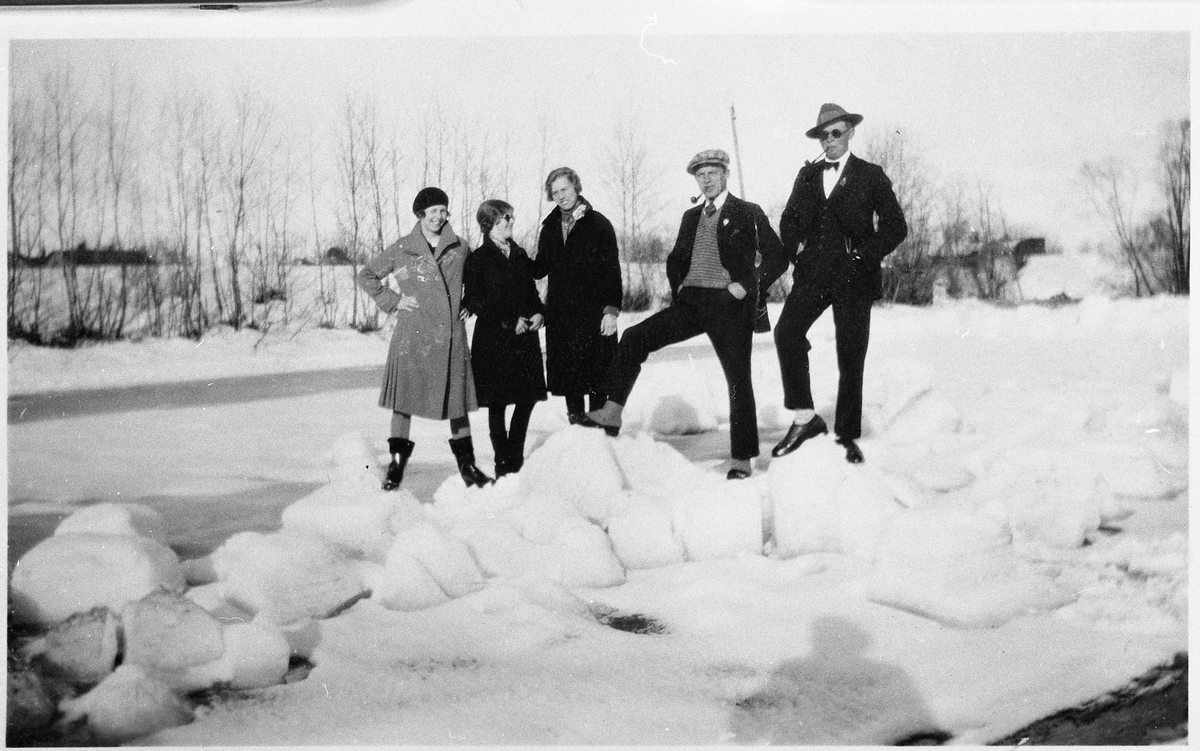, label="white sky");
[3,0,1194,252]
